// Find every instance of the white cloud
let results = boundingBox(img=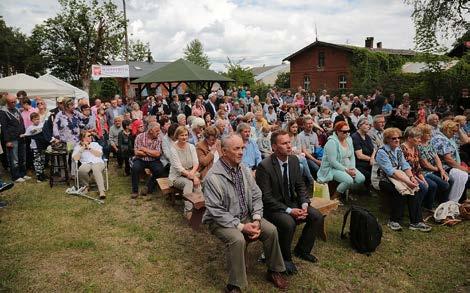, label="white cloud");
[1,0,420,72]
